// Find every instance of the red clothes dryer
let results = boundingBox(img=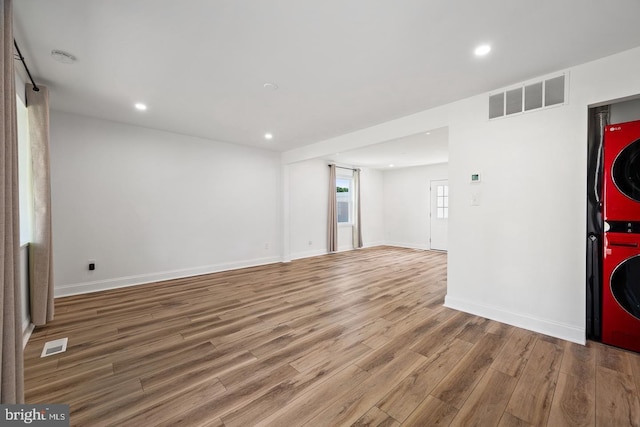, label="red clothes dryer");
[602,232,640,352]
[603,120,640,222]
